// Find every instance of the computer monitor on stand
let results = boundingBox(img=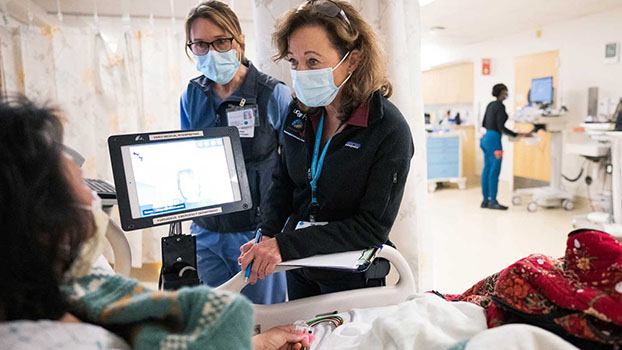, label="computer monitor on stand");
[529,76,554,109]
[108,127,252,289]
